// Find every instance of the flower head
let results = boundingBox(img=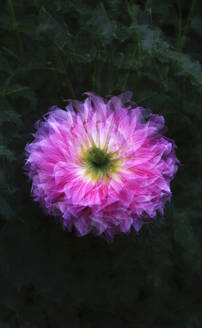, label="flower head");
[25,92,180,241]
